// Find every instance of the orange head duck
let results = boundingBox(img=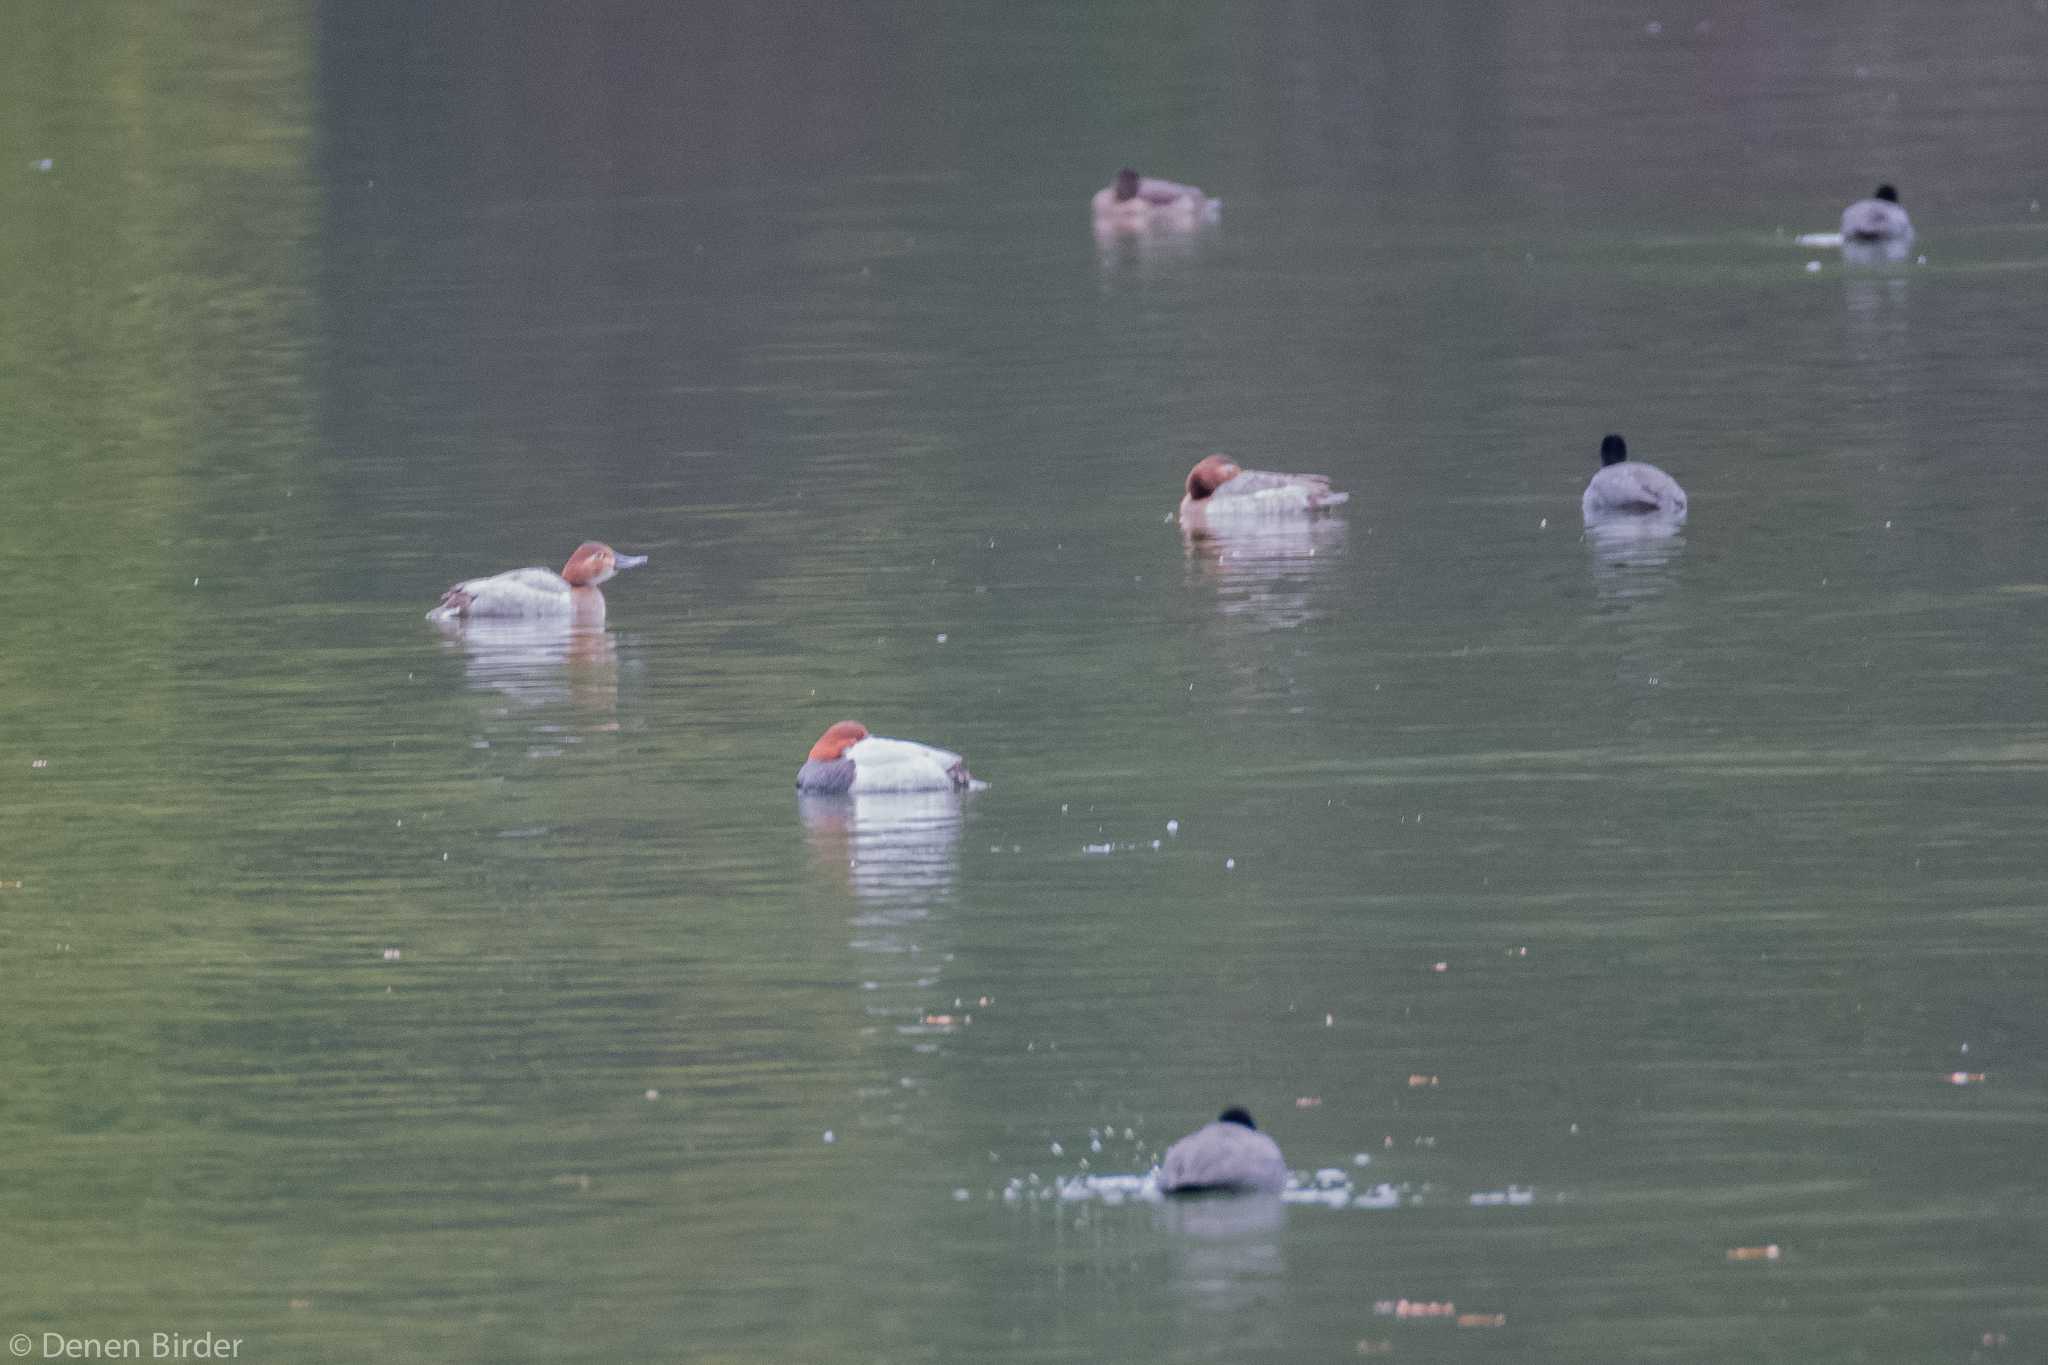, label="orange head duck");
[427,541,648,621]
[559,541,647,587]
[796,720,983,795]
[1177,456,1347,522]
